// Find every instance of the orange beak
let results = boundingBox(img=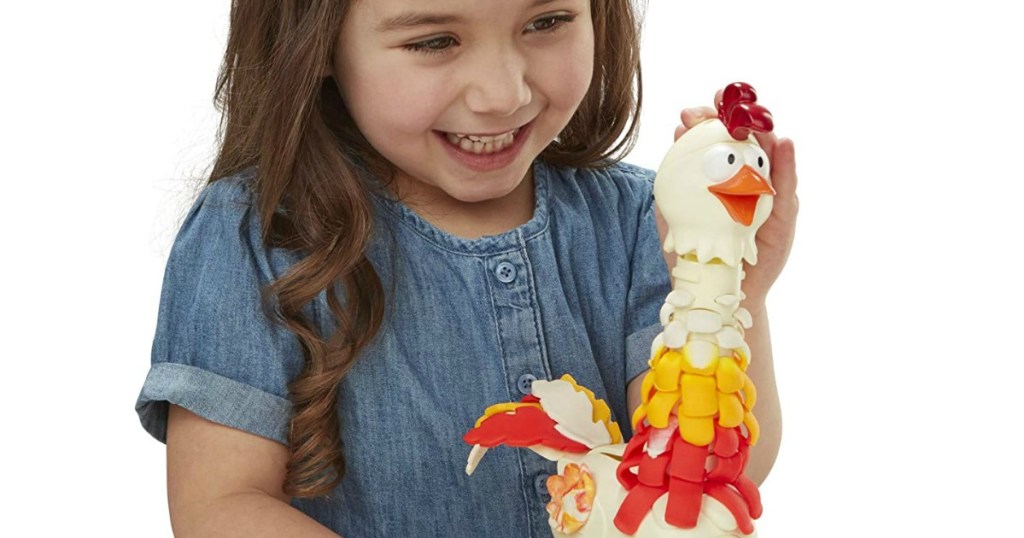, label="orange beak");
[707,165,776,226]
